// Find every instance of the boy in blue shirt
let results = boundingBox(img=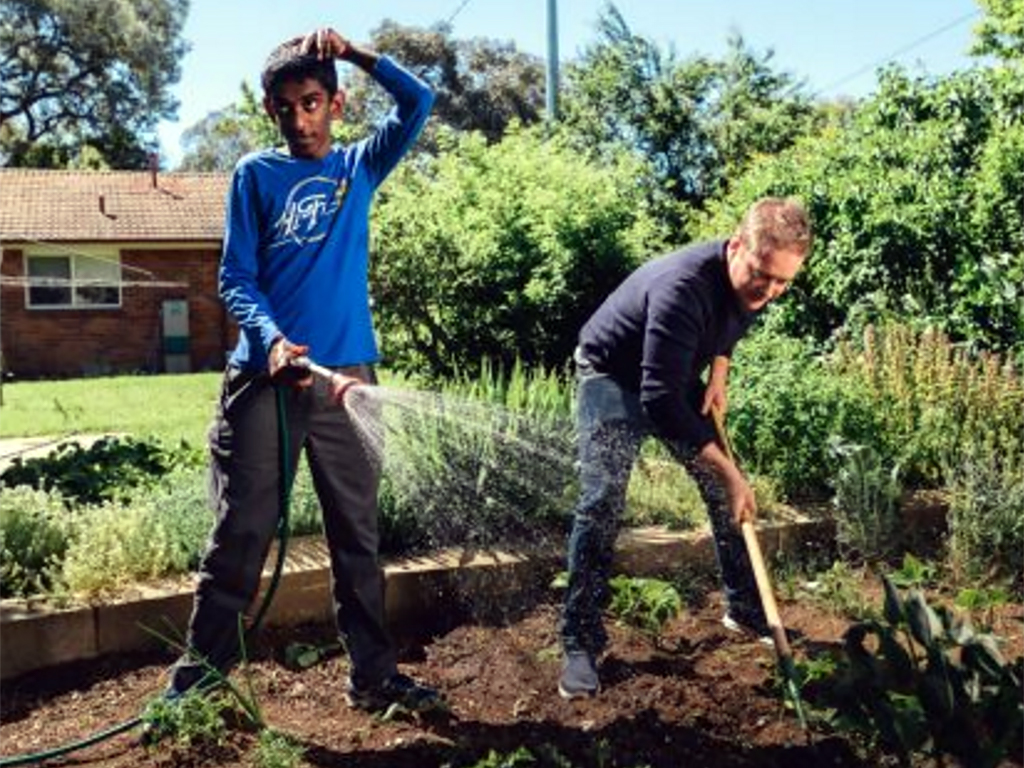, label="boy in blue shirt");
[169,27,438,712]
